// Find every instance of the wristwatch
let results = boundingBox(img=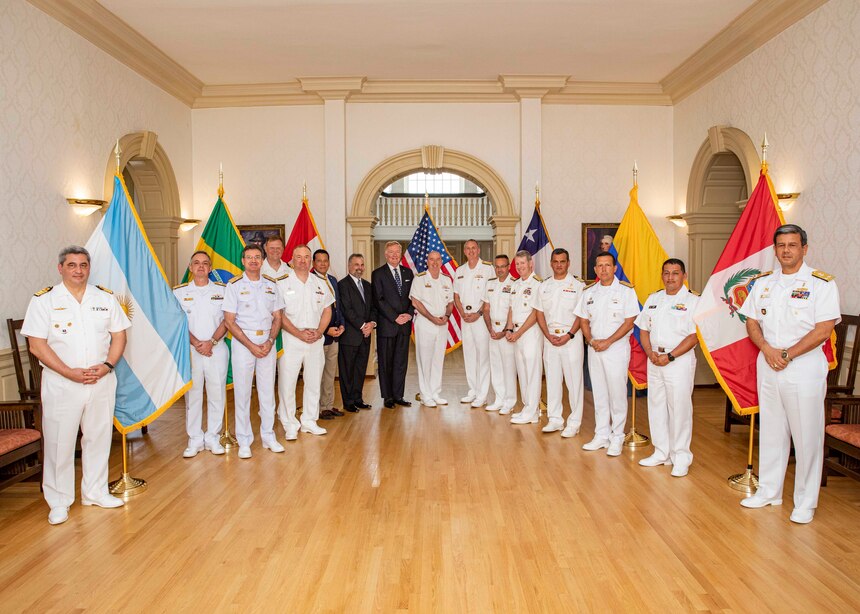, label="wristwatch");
[103,361,115,372]
[667,352,676,362]
[210,337,219,346]
[781,349,791,362]
[567,331,576,339]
